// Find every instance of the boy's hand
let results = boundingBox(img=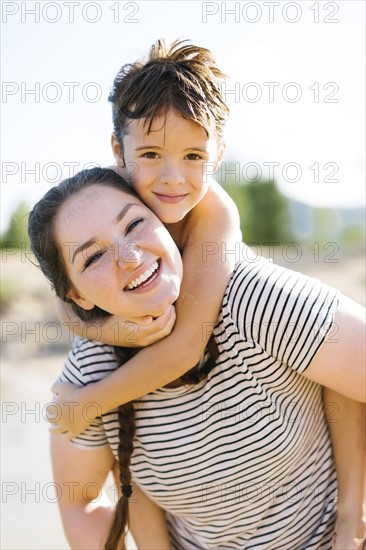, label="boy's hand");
[332,517,366,549]
[47,382,93,439]
[124,306,177,347]
[57,296,176,347]
[332,534,365,550]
